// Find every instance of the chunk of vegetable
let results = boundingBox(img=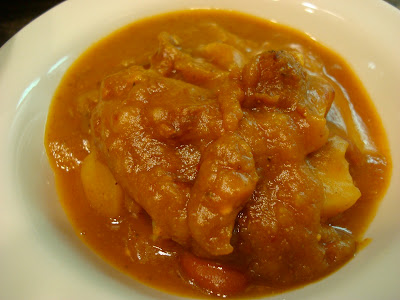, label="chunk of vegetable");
[180,252,247,296]
[80,153,123,217]
[308,136,361,218]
